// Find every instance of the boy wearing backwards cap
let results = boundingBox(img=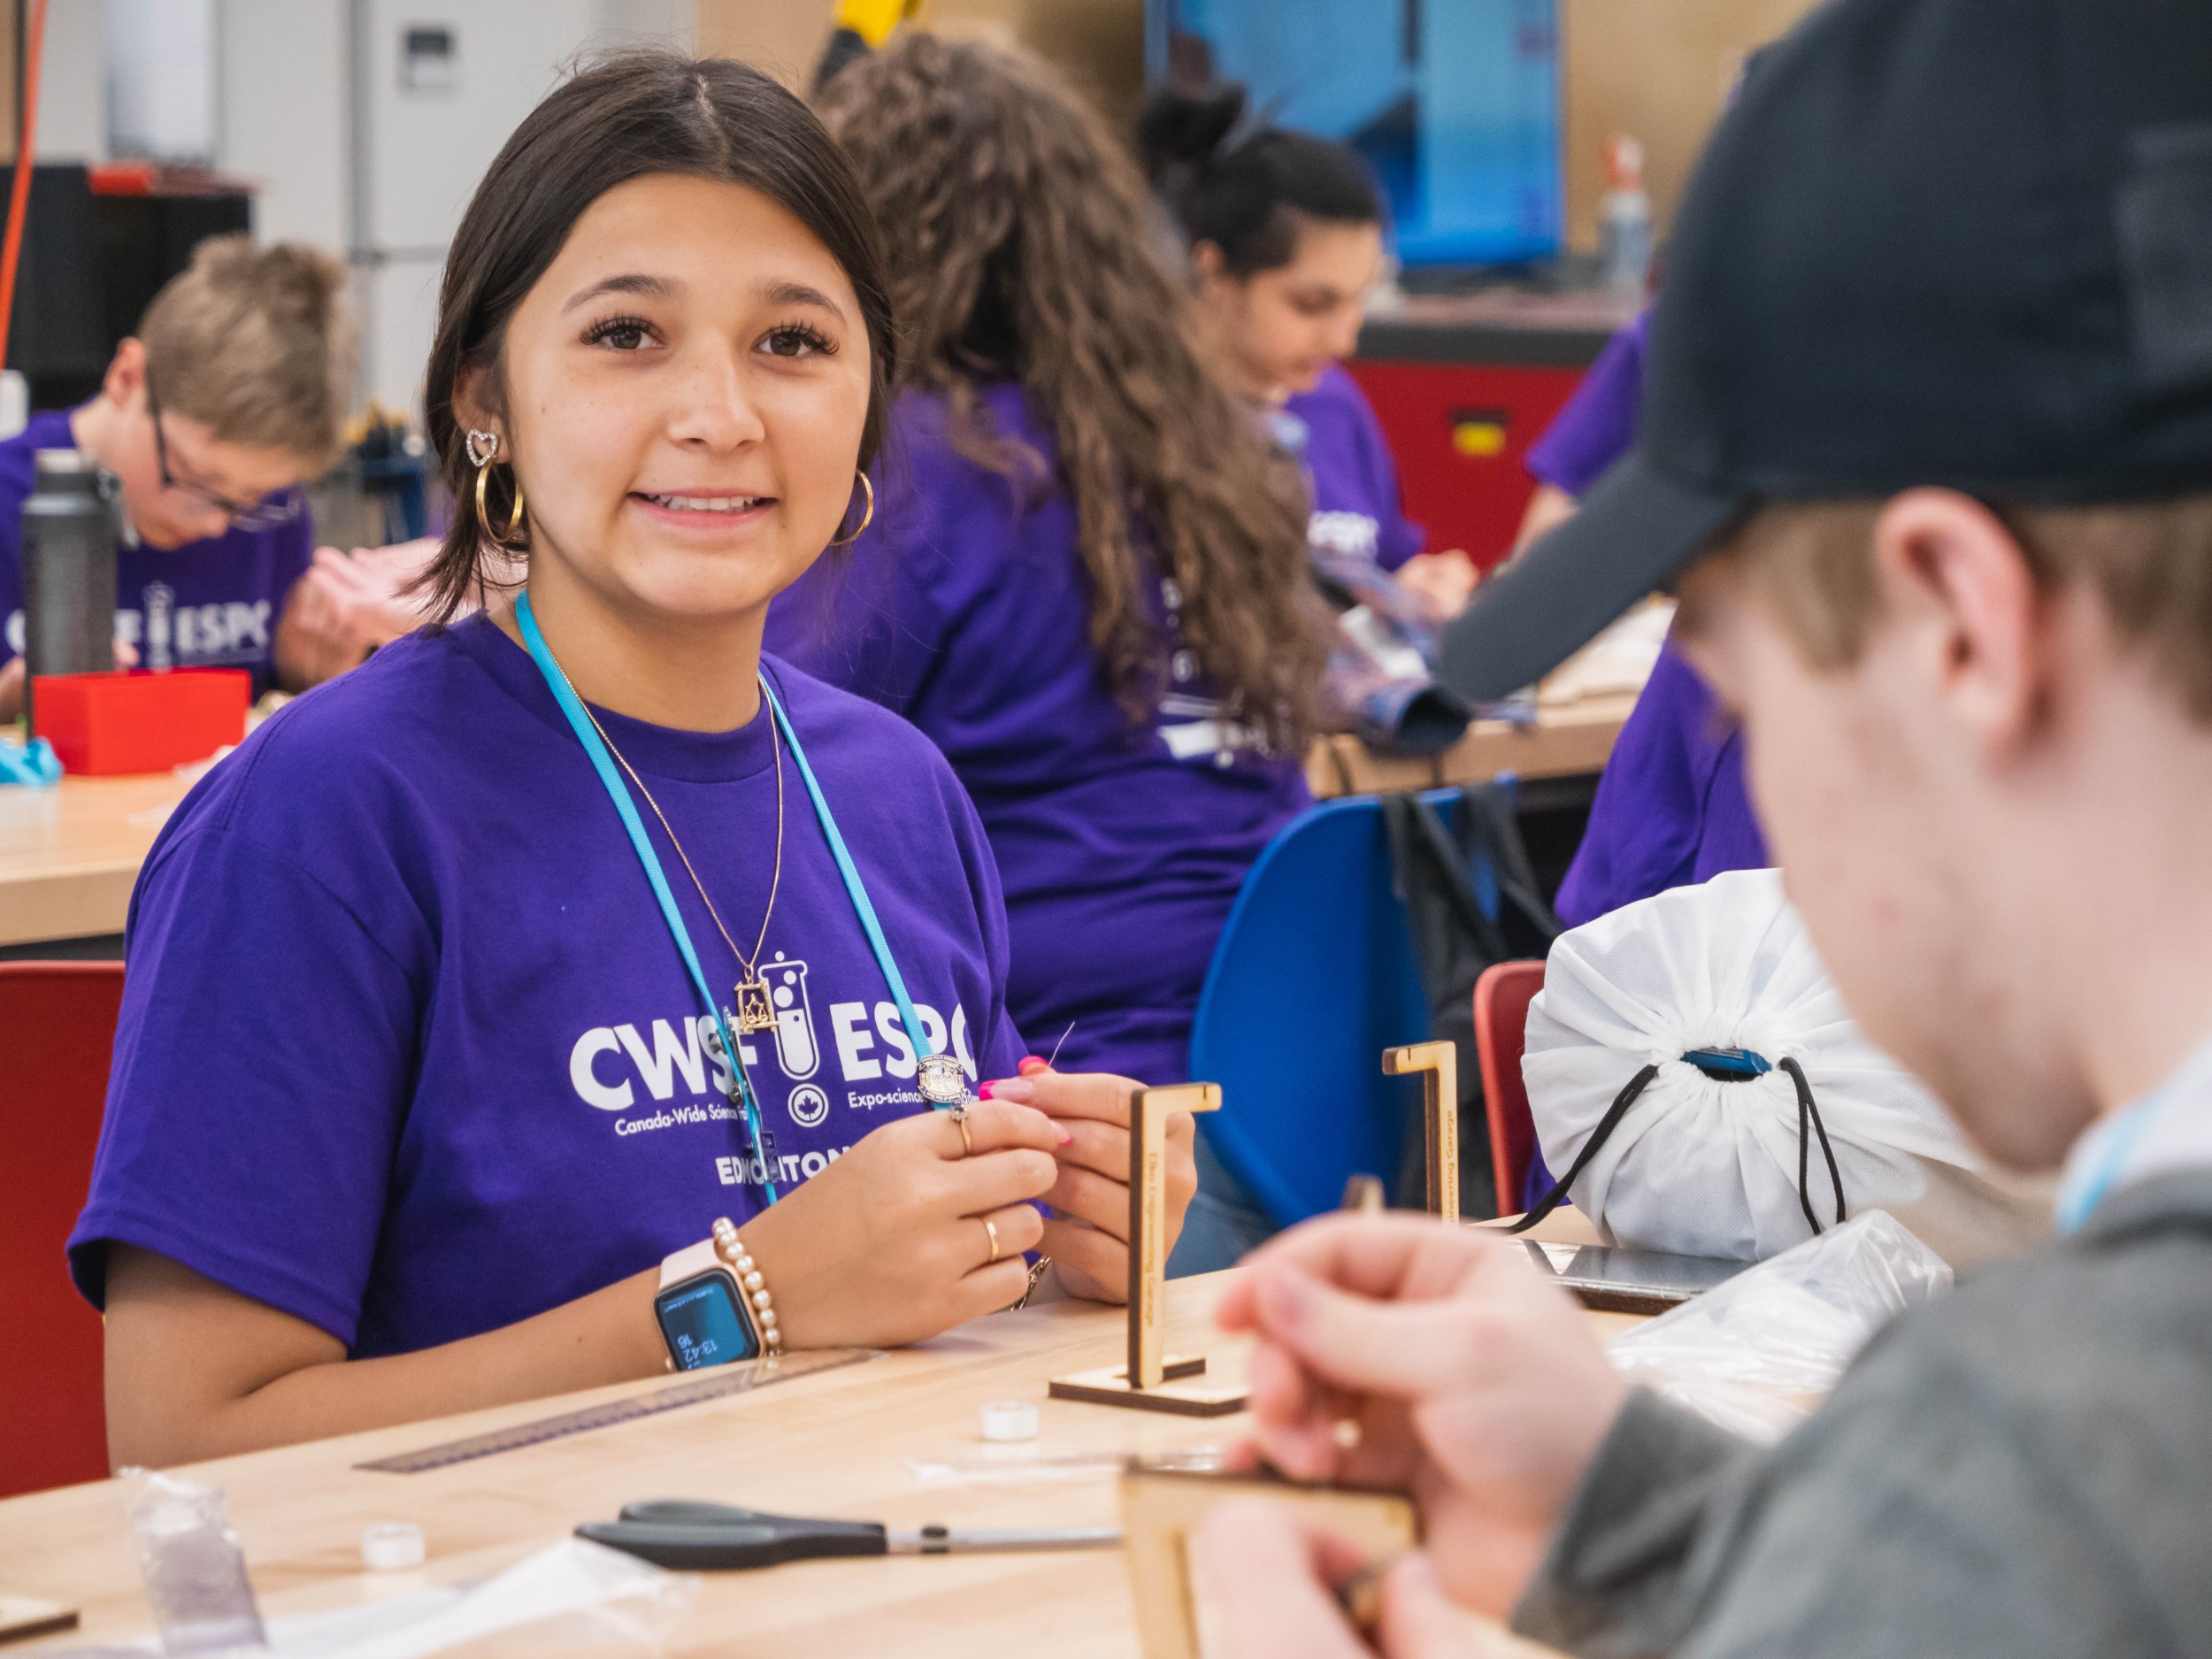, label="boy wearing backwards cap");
[1197,0,2212,1653]
[0,234,386,720]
